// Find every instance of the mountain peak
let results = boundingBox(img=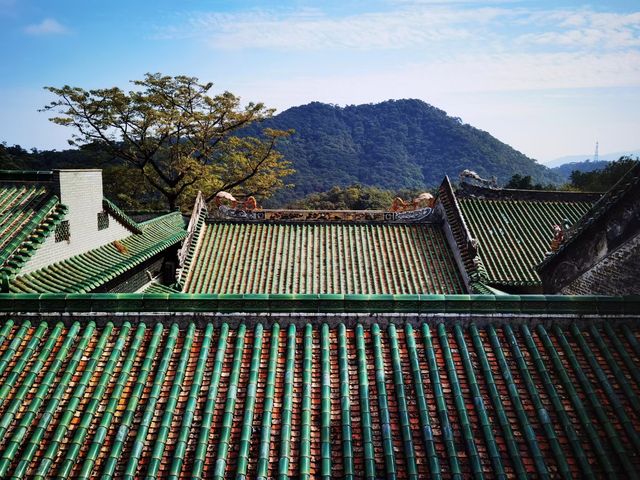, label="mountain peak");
[246,99,560,203]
